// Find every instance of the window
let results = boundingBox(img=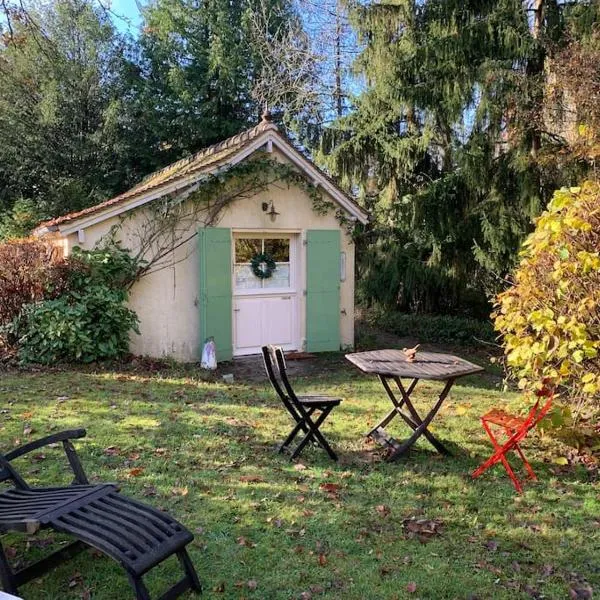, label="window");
[234,237,291,290]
